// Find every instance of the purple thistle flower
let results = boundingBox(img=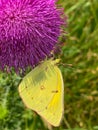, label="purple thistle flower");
[0,0,65,72]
